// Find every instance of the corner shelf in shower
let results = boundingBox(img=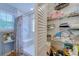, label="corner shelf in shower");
[70,29,79,30]
[55,3,69,10]
[48,12,79,21]
[51,39,74,45]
